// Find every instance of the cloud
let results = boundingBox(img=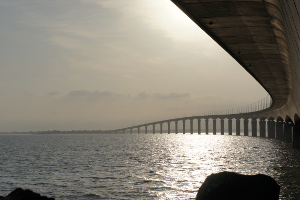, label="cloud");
[46,91,60,96]
[65,90,122,100]
[0,2,15,6]
[59,90,190,102]
[154,92,190,100]
[137,92,148,99]
[136,92,190,100]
